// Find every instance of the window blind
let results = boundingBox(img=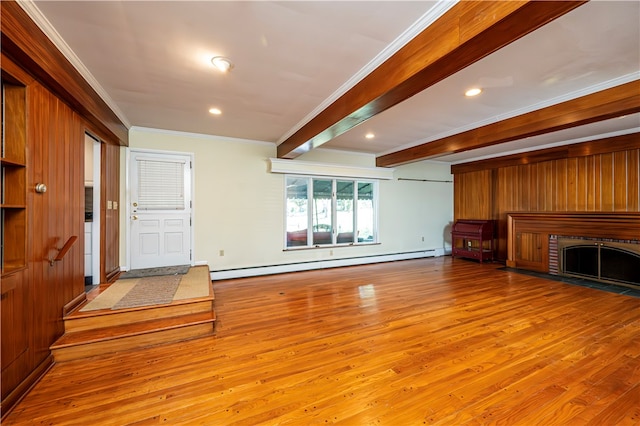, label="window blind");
[137,159,185,210]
